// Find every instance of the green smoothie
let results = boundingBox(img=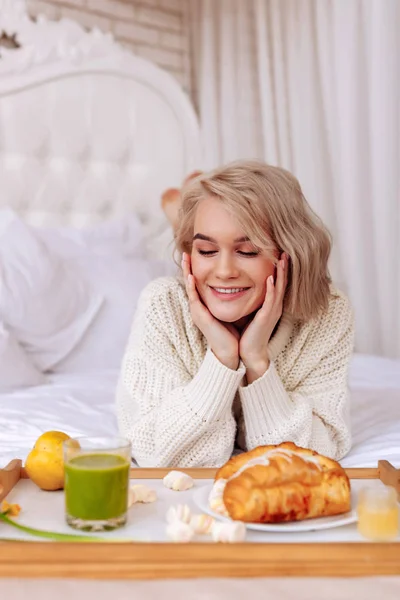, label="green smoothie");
[64,453,130,521]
